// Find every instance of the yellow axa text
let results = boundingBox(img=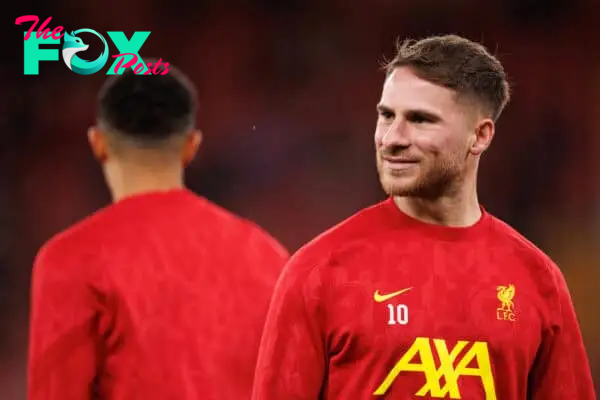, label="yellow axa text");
[374,337,496,399]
